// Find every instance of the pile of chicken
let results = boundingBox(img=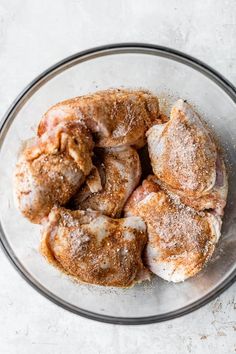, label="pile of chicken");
[14,89,228,287]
